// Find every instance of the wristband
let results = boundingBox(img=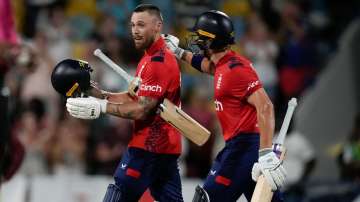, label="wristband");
[191,54,204,72]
